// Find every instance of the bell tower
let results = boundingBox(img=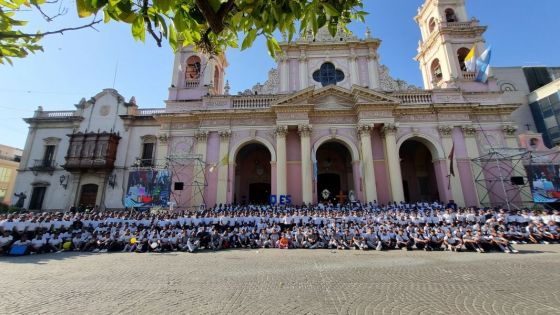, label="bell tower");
[415,0,488,90]
[168,45,228,101]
